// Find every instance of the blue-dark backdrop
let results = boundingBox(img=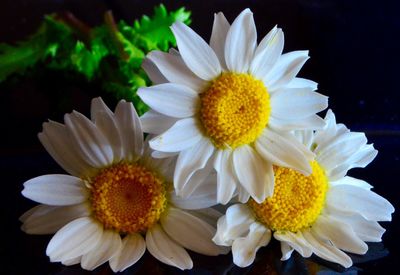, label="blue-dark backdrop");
[0,0,399,274]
